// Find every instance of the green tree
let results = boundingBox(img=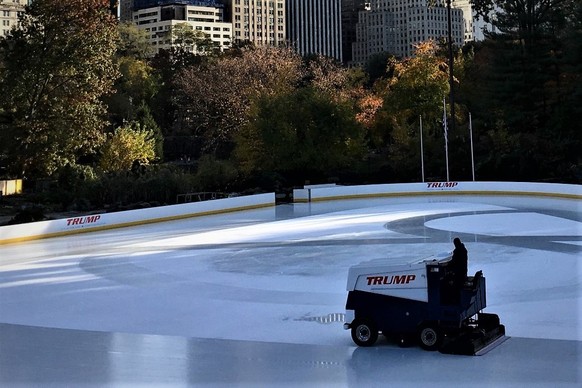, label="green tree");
[99,123,157,172]
[107,56,160,127]
[472,0,574,47]
[169,23,220,56]
[135,102,163,160]
[364,51,394,85]
[0,0,119,177]
[117,21,153,59]
[194,155,238,192]
[106,21,162,141]
[465,0,581,181]
[235,87,366,184]
[373,41,450,181]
